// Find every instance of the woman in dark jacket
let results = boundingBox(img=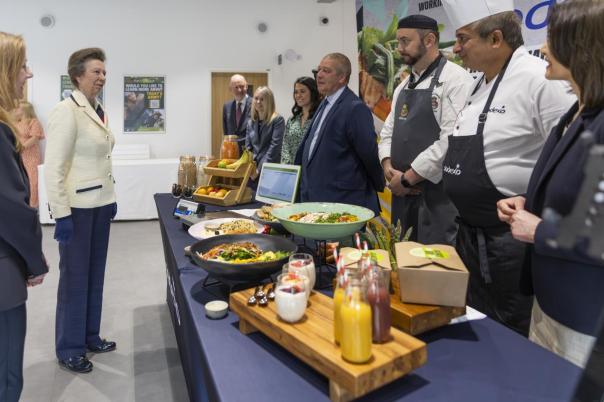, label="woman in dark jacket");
[497,0,604,367]
[245,86,285,180]
[0,31,47,402]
